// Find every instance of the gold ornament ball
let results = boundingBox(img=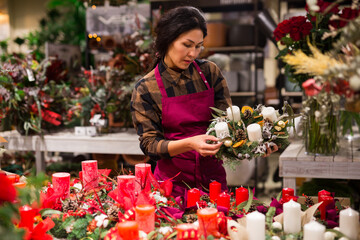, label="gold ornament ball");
[224,140,233,147]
